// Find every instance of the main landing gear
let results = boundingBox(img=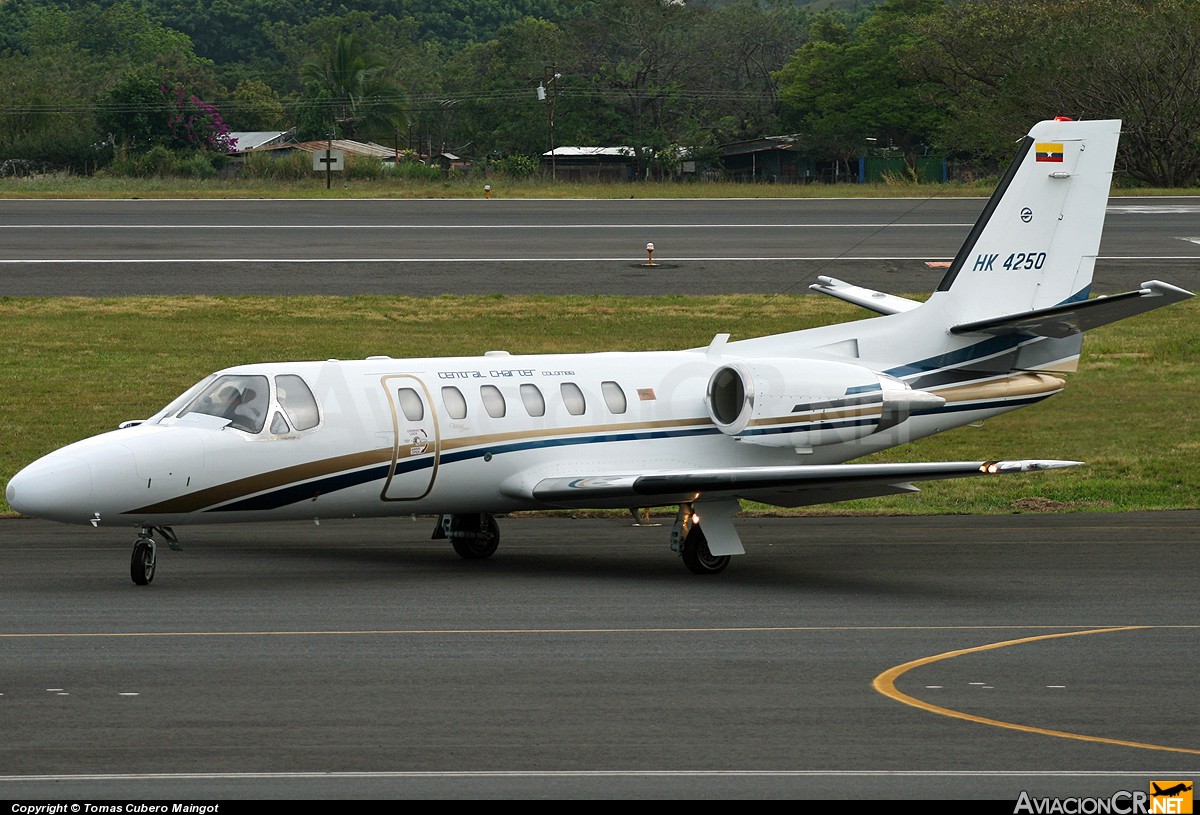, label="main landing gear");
[430,506,735,574]
[433,513,500,560]
[671,503,731,575]
[130,525,179,585]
